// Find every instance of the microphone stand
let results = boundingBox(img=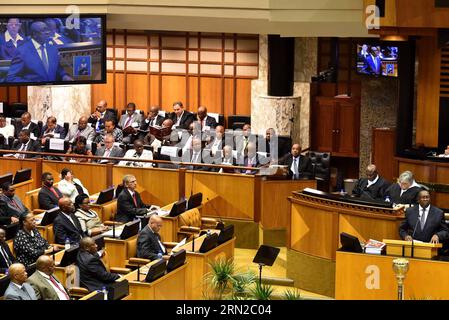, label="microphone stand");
[191,233,195,252]
[410,213,421,258]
